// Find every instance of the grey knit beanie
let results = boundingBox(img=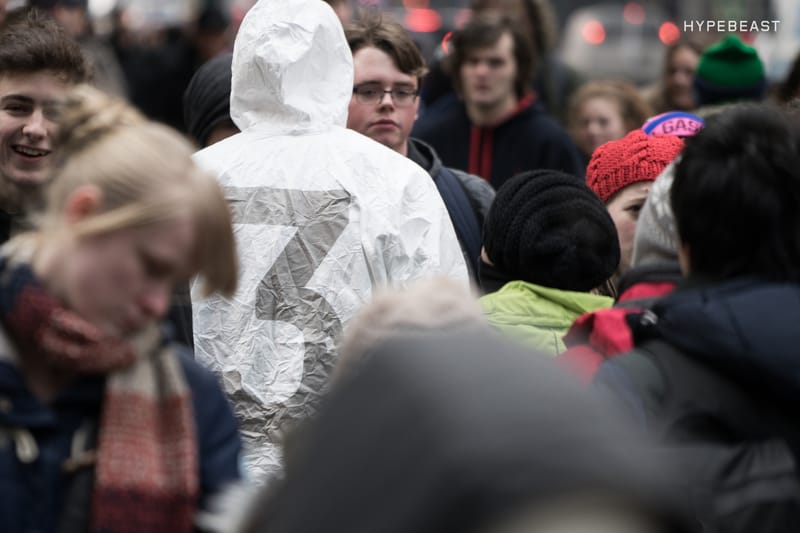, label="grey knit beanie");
[631,158,680,267]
